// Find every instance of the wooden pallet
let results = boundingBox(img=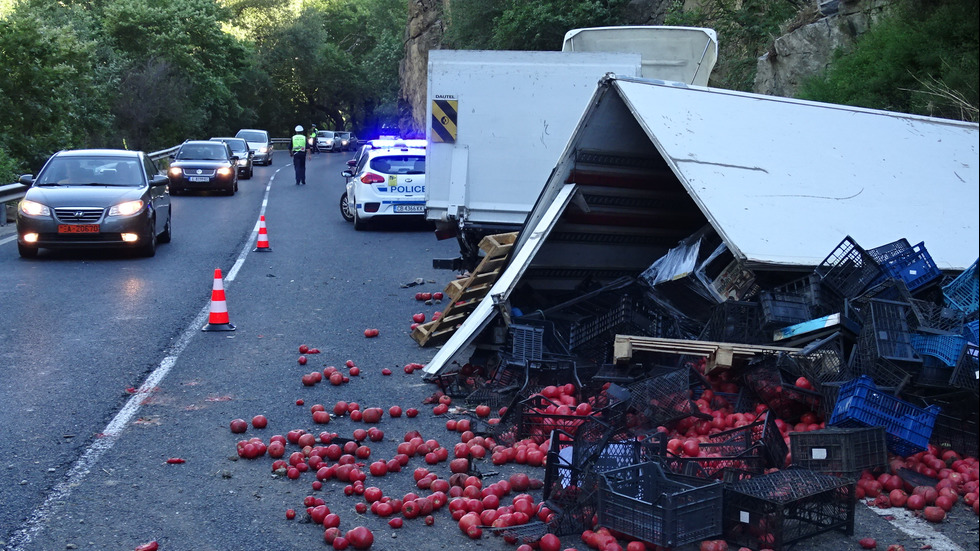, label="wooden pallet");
[411,232,517,347]
[613,334,800,373]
